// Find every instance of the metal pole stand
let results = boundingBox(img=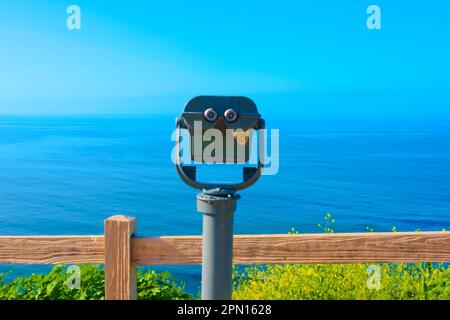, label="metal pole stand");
[197,188,240,300]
